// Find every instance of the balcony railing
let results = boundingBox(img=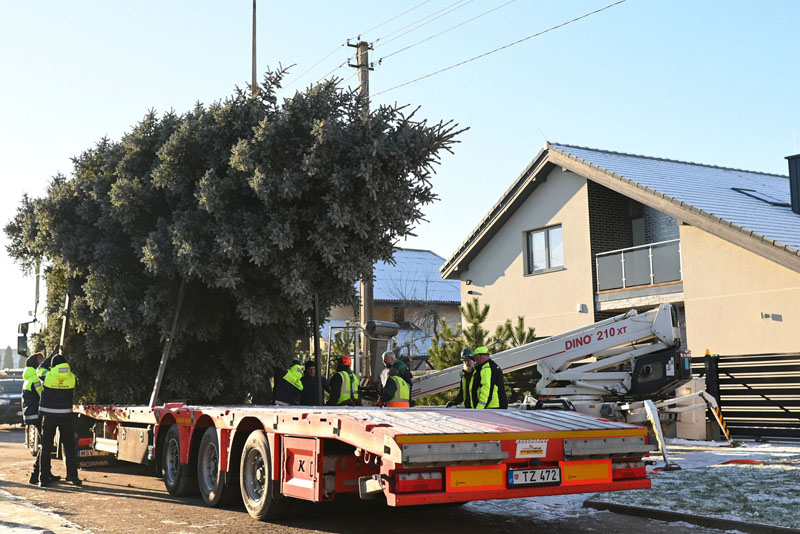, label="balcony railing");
[595,239,681,291]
